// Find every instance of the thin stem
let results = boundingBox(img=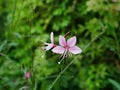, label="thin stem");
[39,75,58,80]
[64,32,70,38]
[0,53,12,61]
[29,5,35,89]
[48,26,106,90]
